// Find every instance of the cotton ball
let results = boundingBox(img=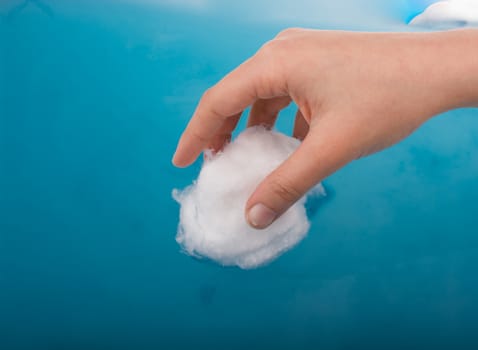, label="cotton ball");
[173,126,325,269]
[410,0,478,28]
